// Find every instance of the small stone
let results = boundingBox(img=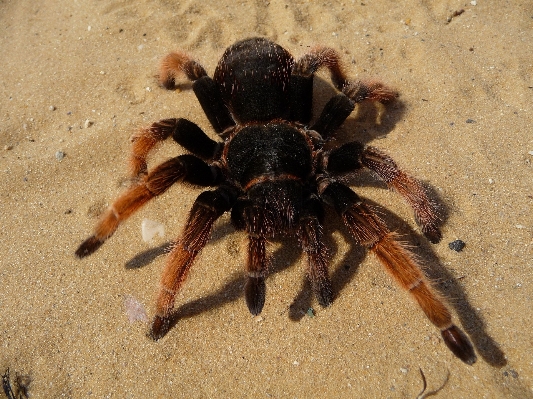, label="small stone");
[123,295,148,323]
[141,219,165,242]
[488,178,494,184]
[84,119,93,128]
[466,119,476,124]
[49,105,56,111]
[3,145,13,151]
[55,150,65,161]
[448,240,466,252]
